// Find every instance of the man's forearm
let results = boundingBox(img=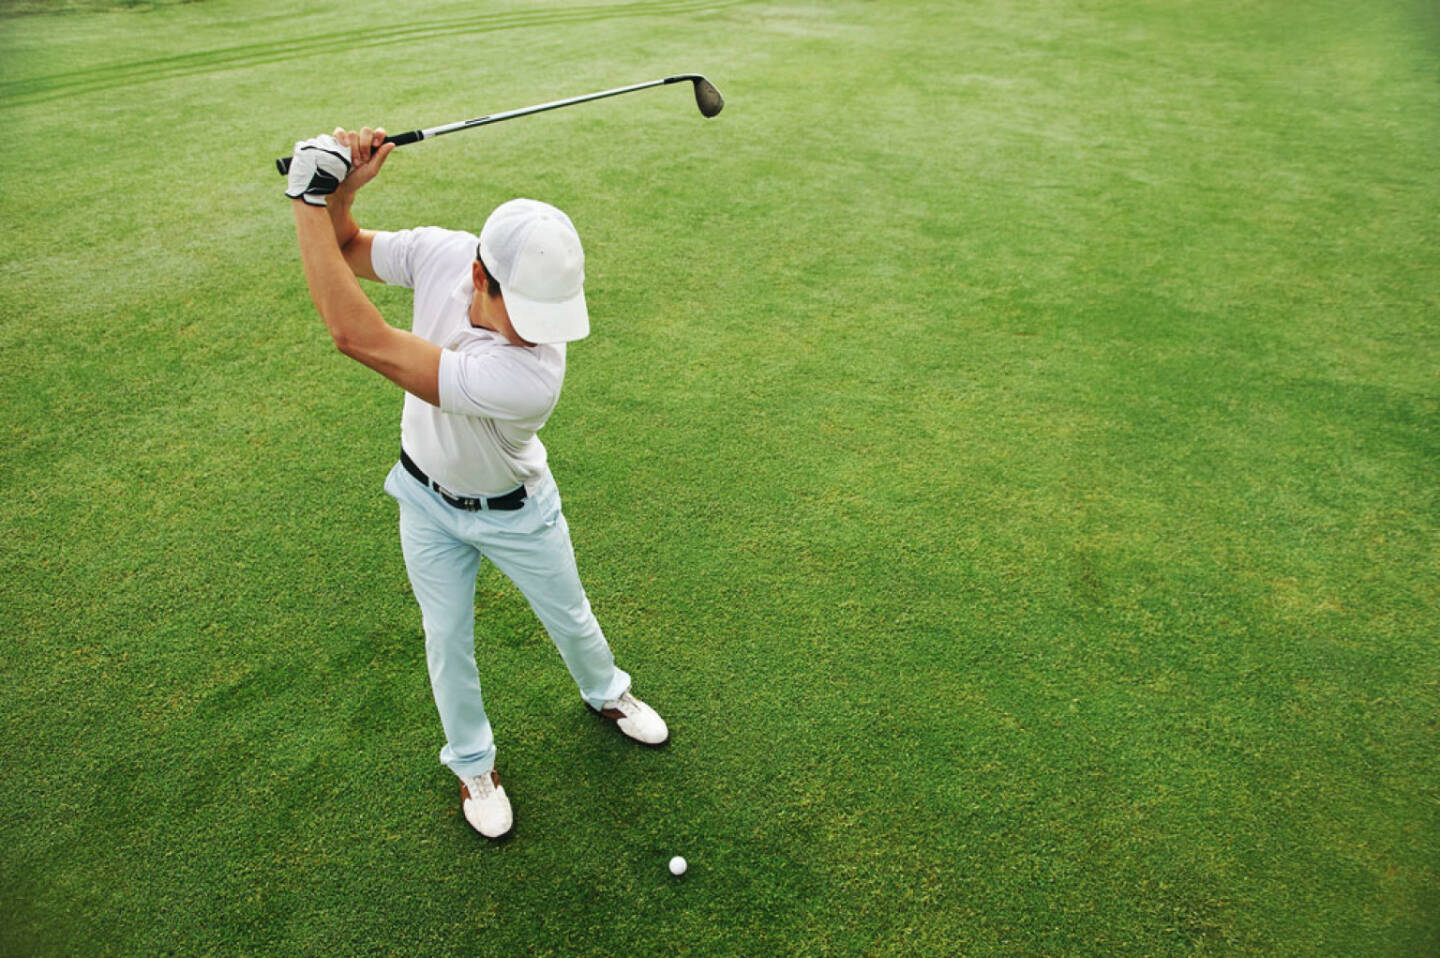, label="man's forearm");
[322,188,382,280]
[294,200,385,351]
[326,190,361,249]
